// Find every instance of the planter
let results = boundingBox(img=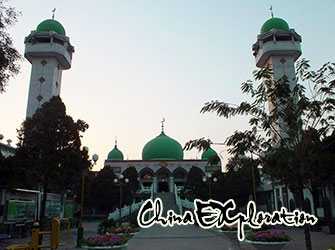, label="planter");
[112,232,139,236]
[81,243,128,250]
[219,230,245,250]
[245,240,289,250]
